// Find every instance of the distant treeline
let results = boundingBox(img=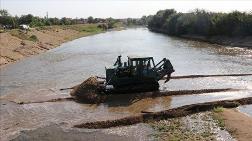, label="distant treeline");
[148,9,252,36]
[0,9,147,29]
[0,9,117,29]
